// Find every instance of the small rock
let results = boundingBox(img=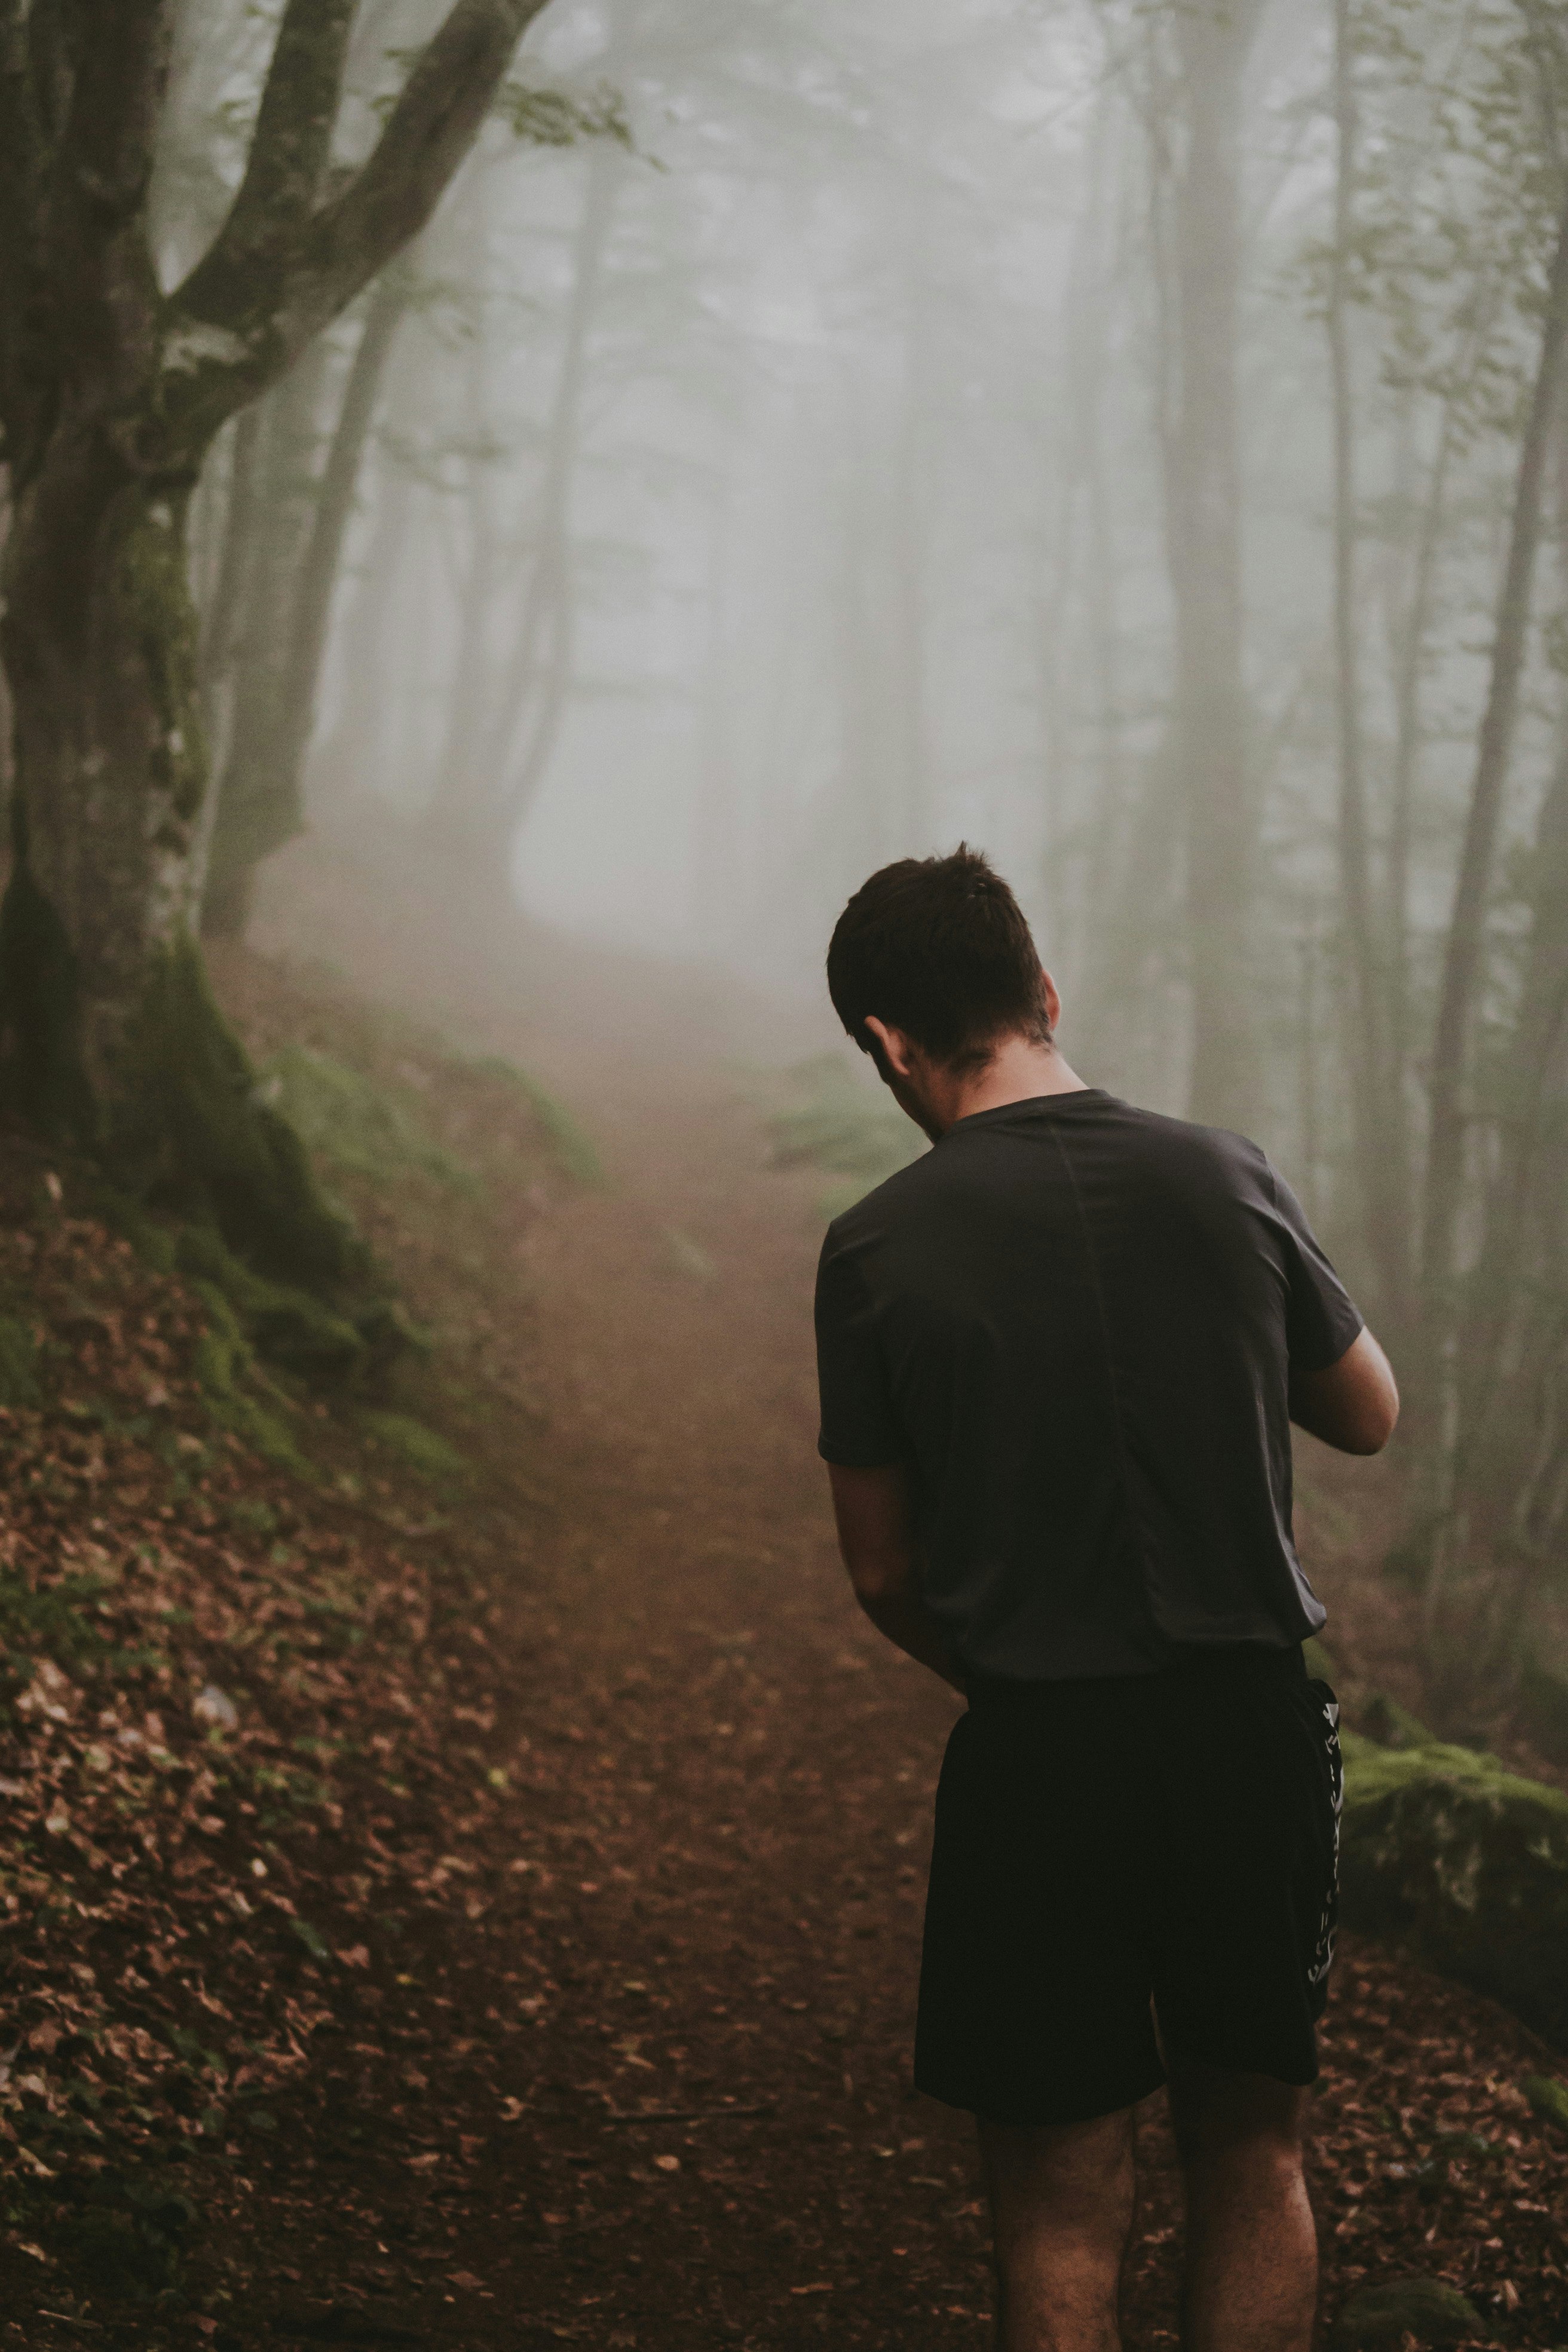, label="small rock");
[1332,2276,1485,2350]
[1522,2074,1568,2134]
[192,1684,238,1732]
